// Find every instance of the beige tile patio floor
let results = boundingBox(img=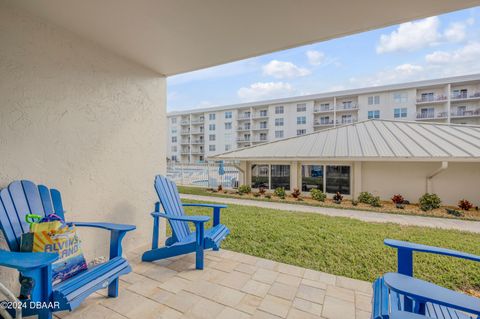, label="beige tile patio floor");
[56,248,373,319]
